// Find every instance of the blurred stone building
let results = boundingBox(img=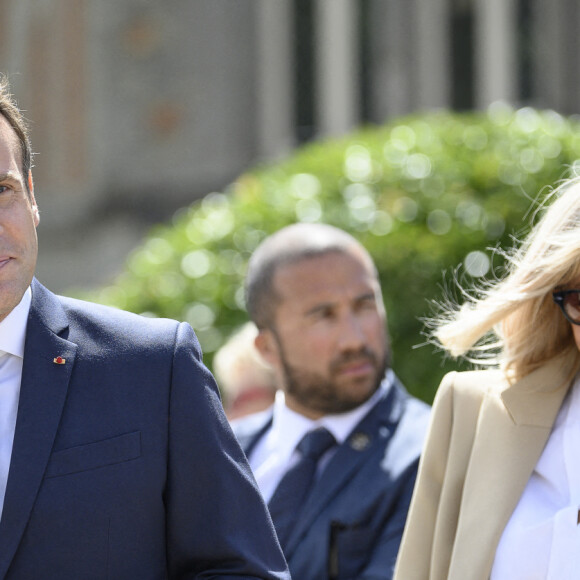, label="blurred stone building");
[0,0,577,291]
